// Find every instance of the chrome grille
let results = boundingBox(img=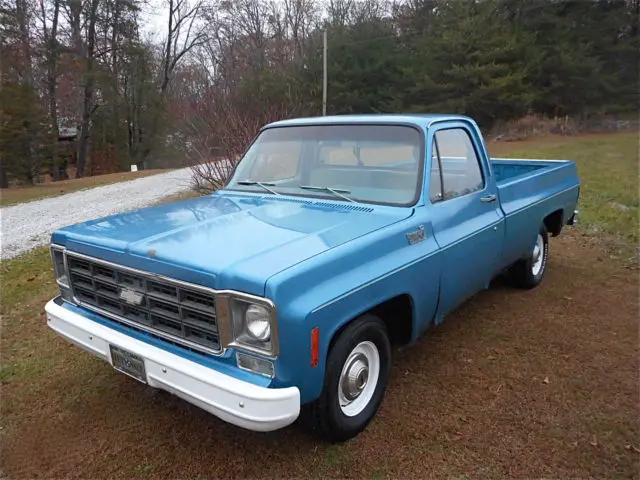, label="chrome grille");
[66,254,220,353]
